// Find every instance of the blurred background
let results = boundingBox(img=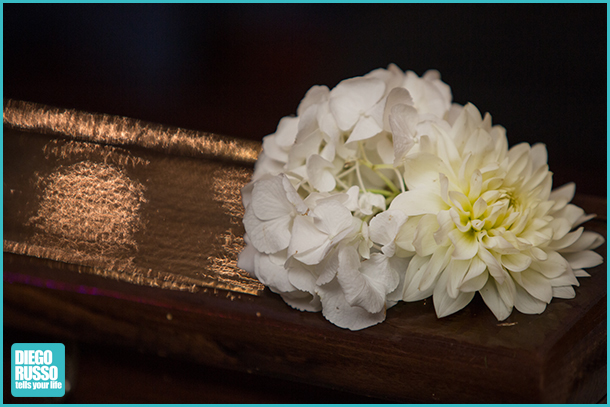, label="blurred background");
[4,4,607,196]
[3,4,607,403]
